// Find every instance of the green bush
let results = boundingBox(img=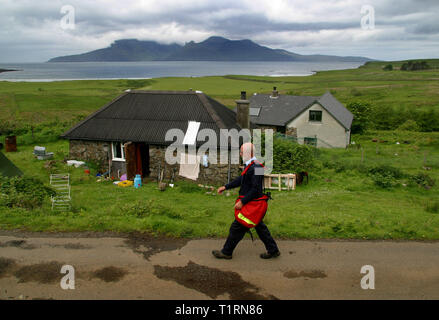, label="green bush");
[397,119,421,132]
[401,60,431,71]
[273,138,315,173]
[383,64,393,71]
[425,201,439,213]
[368,165,404,179]
[411,173,435,189]
[368,165,404,189]
[347,102,372,134]
[370,172,398,189]
[0,175,56,209]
